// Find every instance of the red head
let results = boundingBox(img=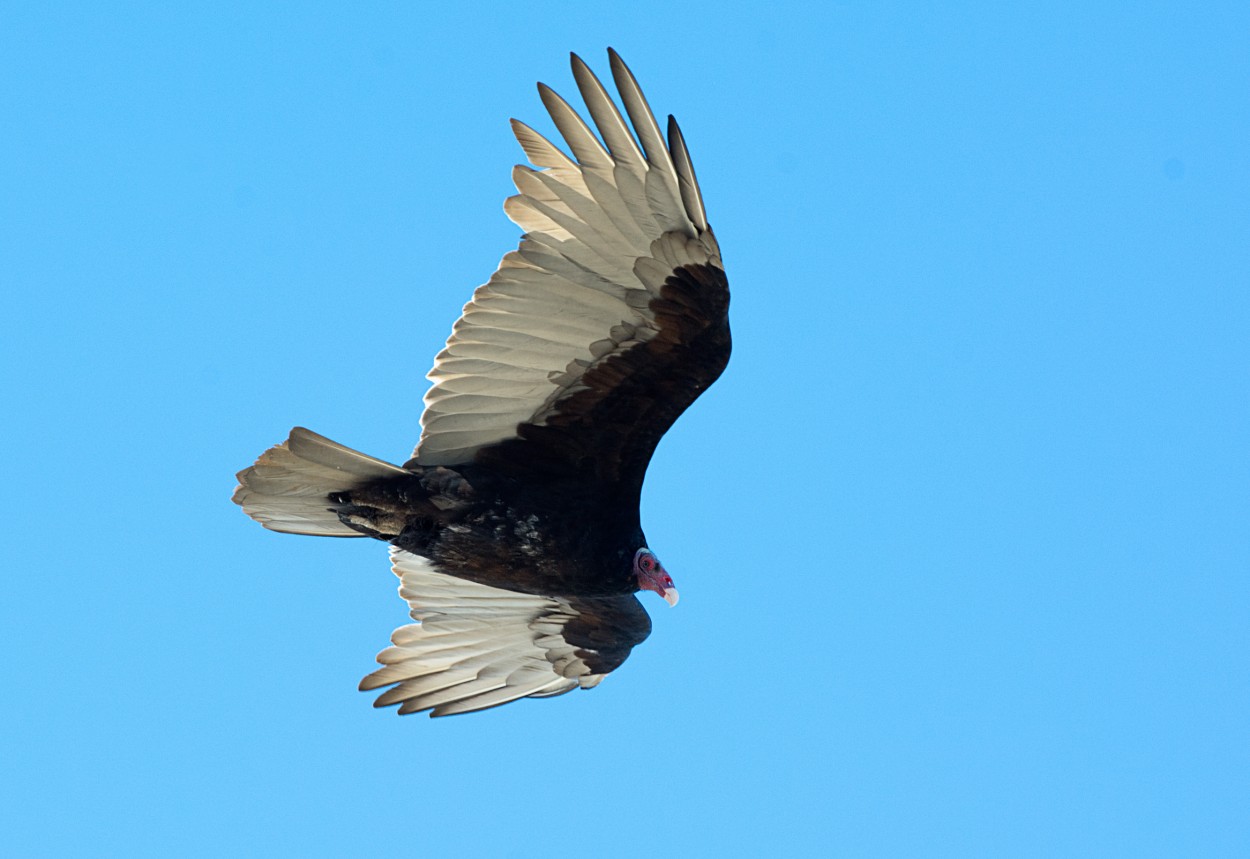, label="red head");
[633,548,679,607]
